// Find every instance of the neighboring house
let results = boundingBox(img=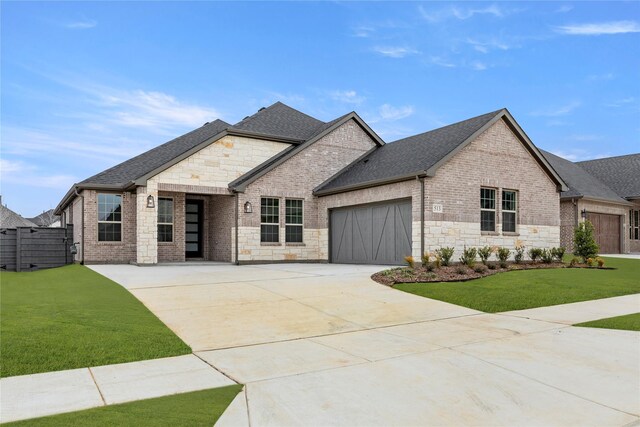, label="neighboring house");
[55,102,568,265]
[542,152,639,254]
[0,203,37,228]
[28,209,61,228]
